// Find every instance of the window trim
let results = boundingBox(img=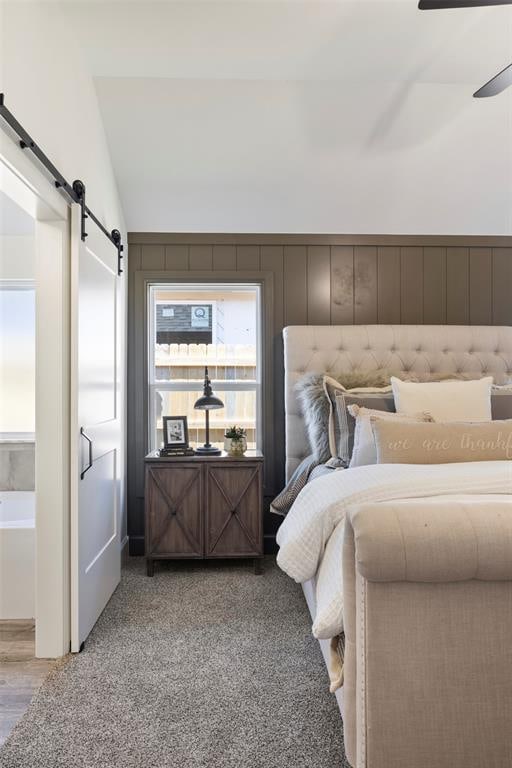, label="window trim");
[0,433,35,442]
[147,282,262,452]
[0,279,35,291]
